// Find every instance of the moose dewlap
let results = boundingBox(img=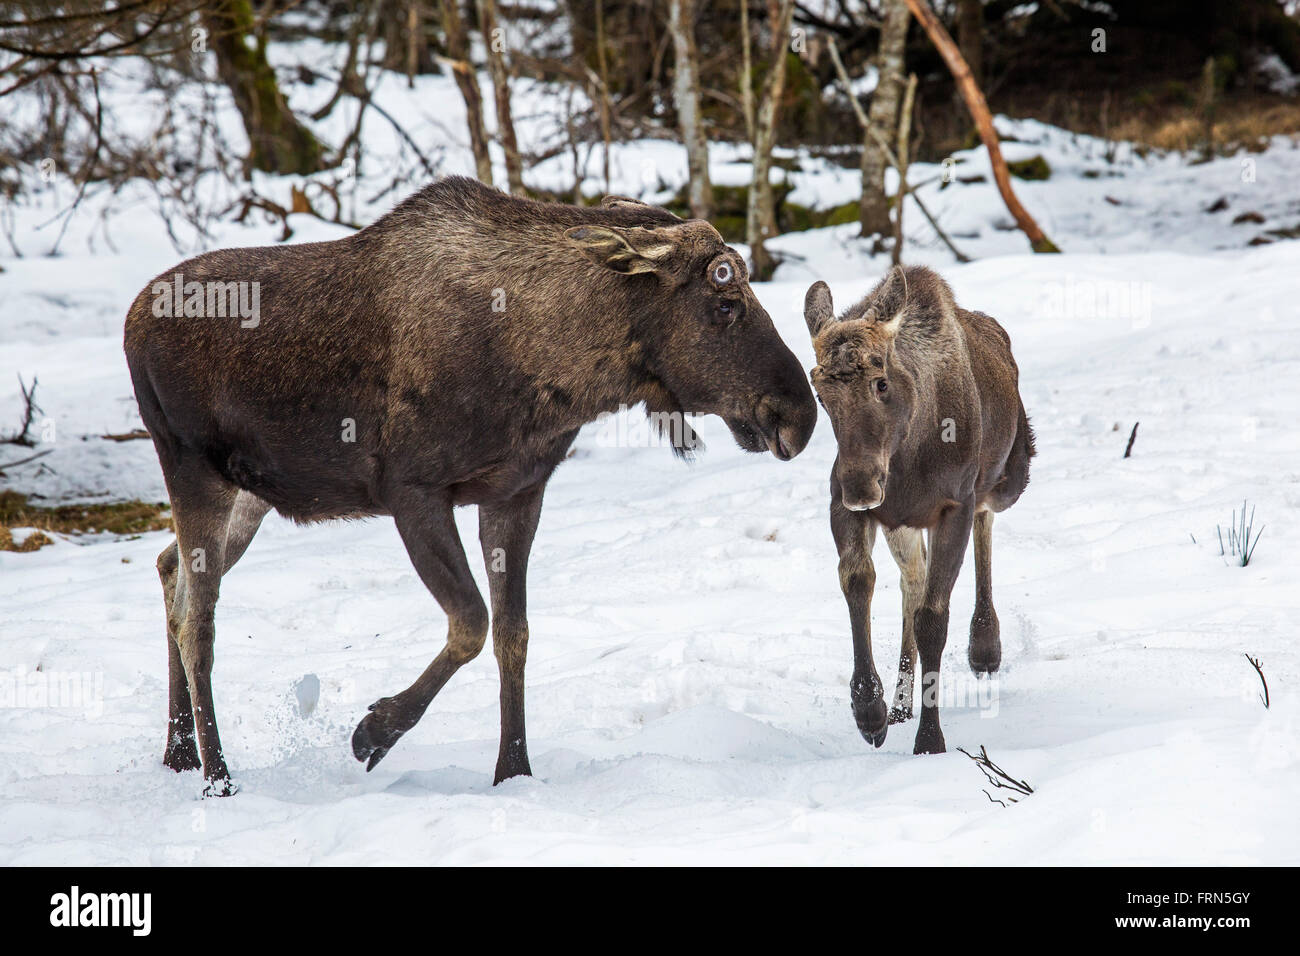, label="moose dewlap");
[803,266,1035,755]
[123,176,816,793]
